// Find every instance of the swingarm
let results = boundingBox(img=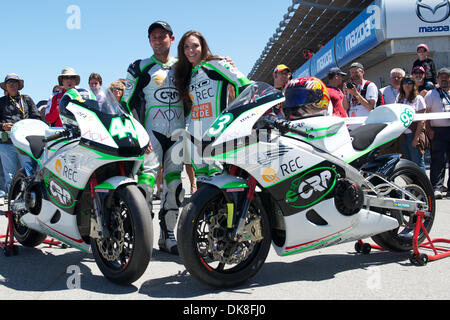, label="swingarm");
[363,172,429,213]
